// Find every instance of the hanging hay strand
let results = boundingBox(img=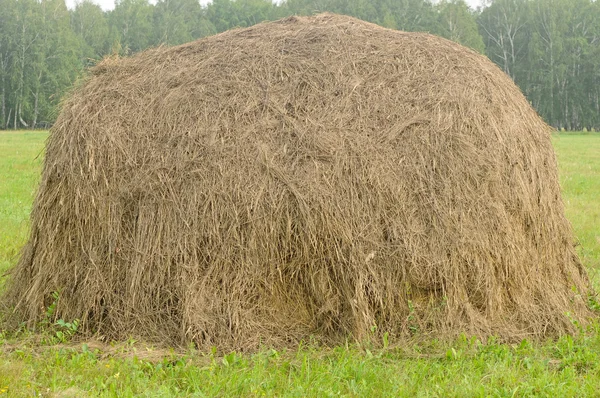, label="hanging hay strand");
[2,14,594,350]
